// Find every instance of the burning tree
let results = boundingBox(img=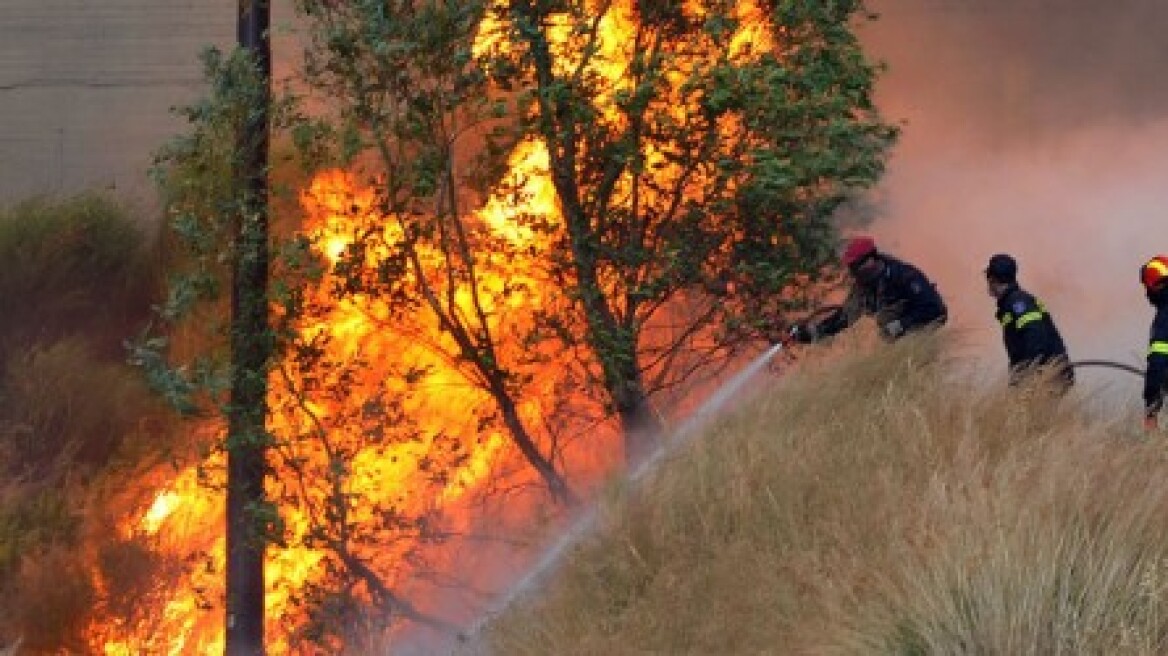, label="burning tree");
[483,0,896,462]
[109,0,895,651]
[294,0,576,504]
[128,46,498,651]
[298,0,895,464]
